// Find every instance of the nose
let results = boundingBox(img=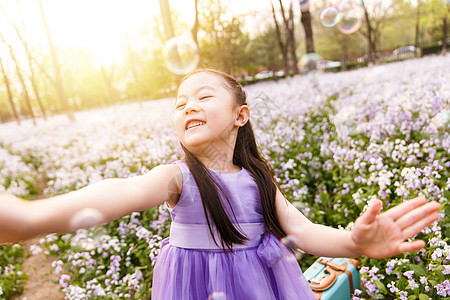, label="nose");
[184,98,200,114]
